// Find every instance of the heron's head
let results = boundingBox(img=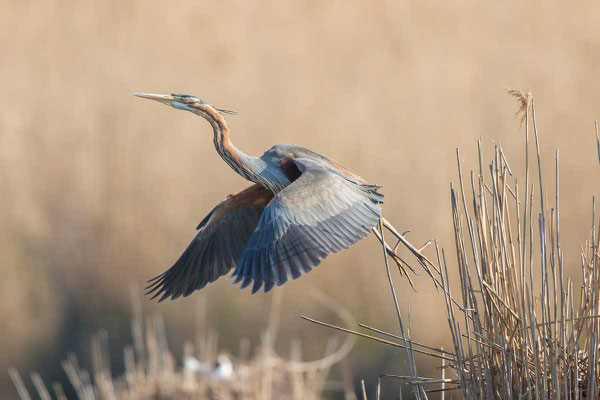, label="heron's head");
[133,93,236,117]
